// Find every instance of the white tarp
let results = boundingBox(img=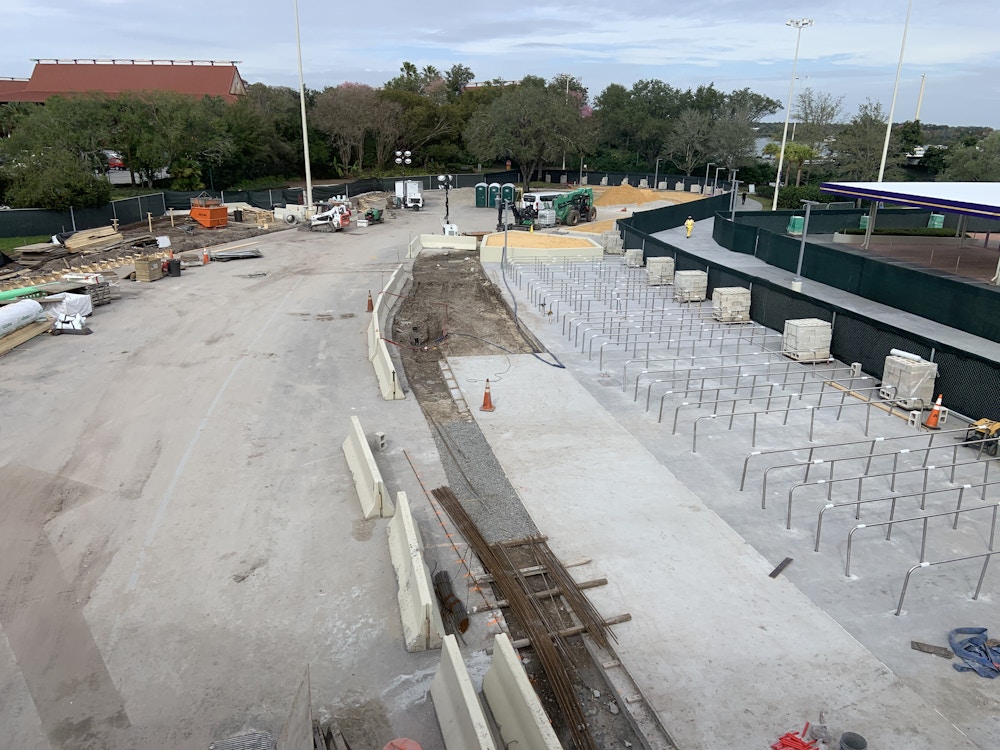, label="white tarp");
[39,293,92,320]
[0,299,45,338]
